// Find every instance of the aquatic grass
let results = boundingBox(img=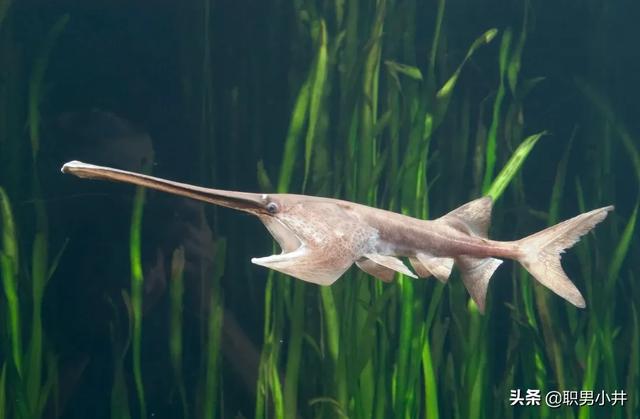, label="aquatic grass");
[169,246,188,419]
[111,352,133,419]
[394,276,415,418]
[481,28,512,193]
[27,14,68,159]
[421,328,438,419]
[426,0,445,87]
[626,302,639,418]
[578,335,599,419]
[129,185,147,419]
[0,363,6,419]
[0,14,69,419]
[548,129,576,225]
[26,234,66,417]
[109,292,133,419]
[277,81,310,194]
[25,233,47,415]
[0,187,21,378]
[302,19,328,190]
[484,131,544,201]
[576,80,640,189]
[355,0,385,203]
[606,202,637,290]
[283,281,305,419]
[574,78,640,419]
[28,14,72,418]
[597,200,637,404]
[200,239,225,419]
[255,269,285,419]
[538,132,577,344]
[435,28,498,109]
